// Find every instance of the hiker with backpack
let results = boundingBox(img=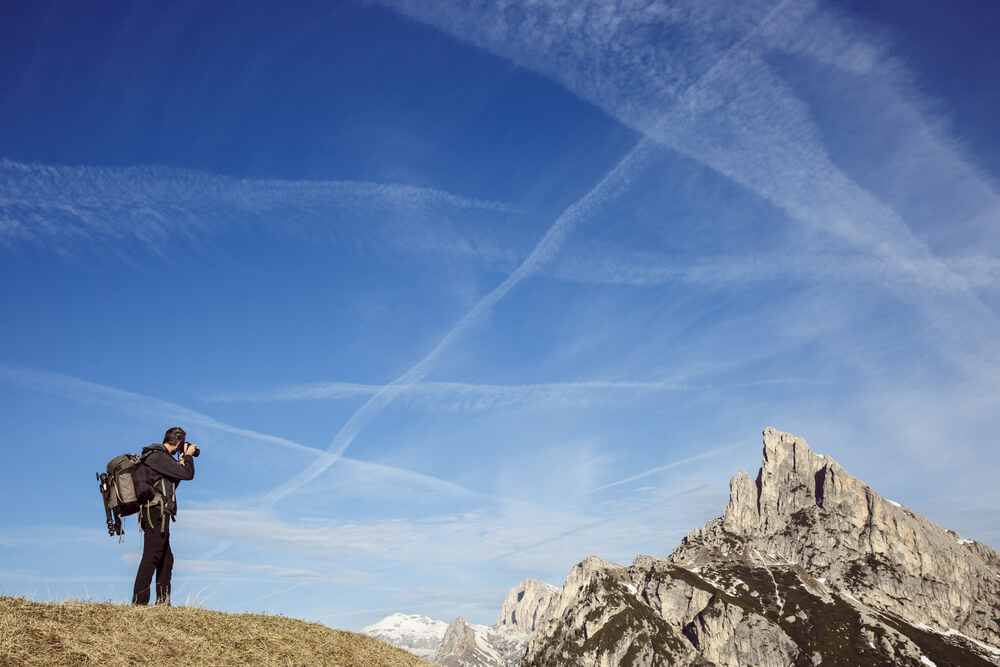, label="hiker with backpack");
[130,426,197,606]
